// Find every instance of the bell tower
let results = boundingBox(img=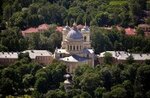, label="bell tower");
[62,23,70,49]
[81,23,91,48]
